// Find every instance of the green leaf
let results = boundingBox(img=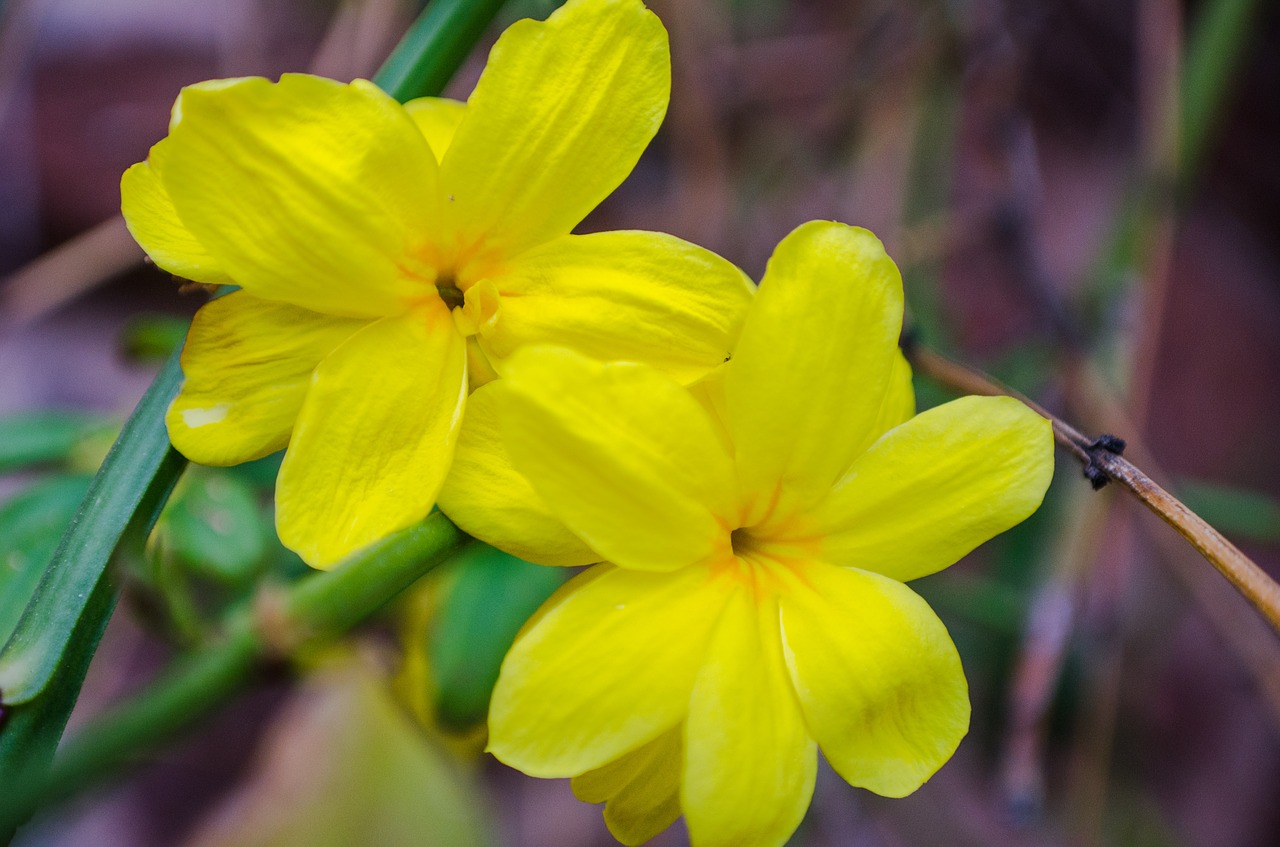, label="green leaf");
[429,544,564,728]
[0,412,109,473]
[0,475,93,646]
[0,578,113,845]
[226,450,285,491]
[913,572,1028,636]
[153,468,272,585]
[1177,479,1280,545]
[120,313,192,363]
